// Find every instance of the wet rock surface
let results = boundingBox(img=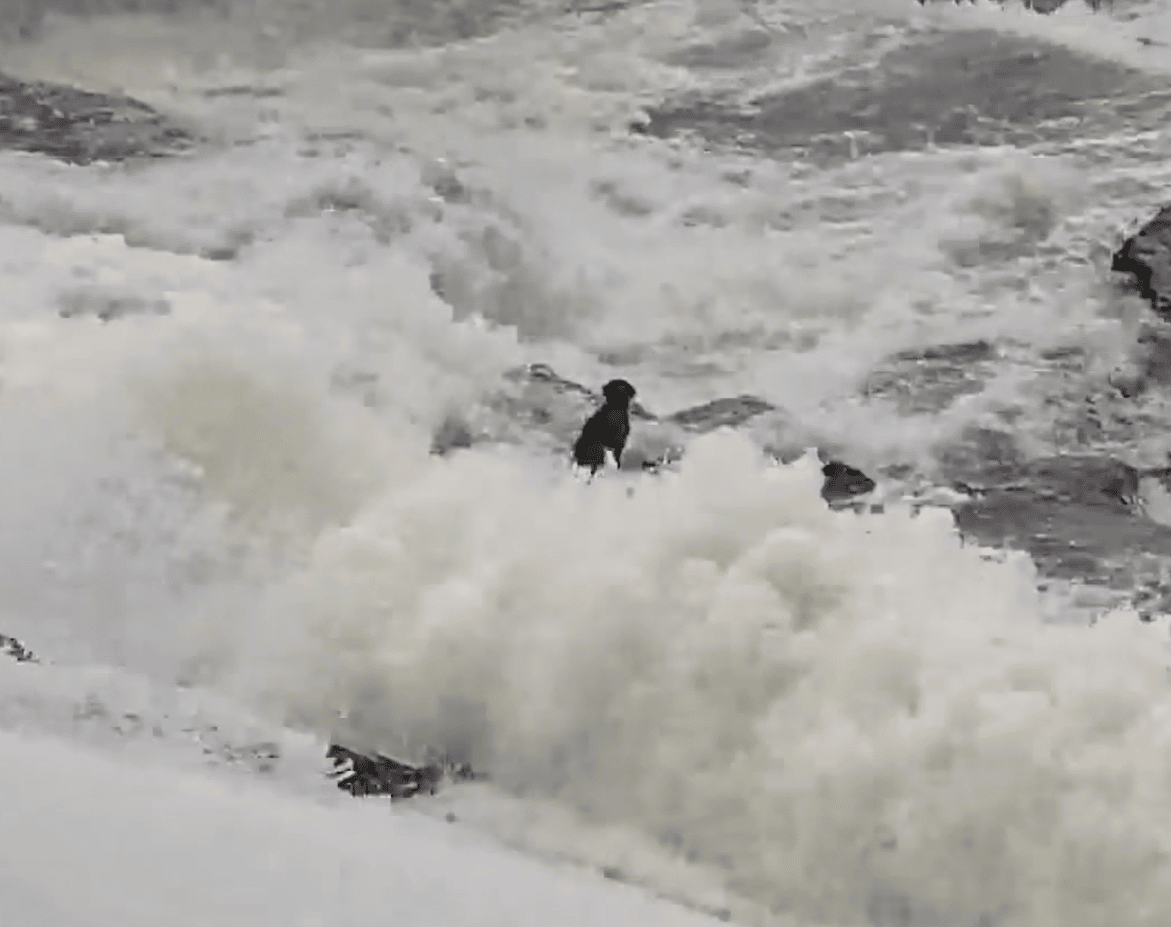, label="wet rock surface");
[1113,205,1171,318]
[451,362,782,469]
[863,340,998,415]
[667,395,777,431]
[0,71,196,164]
[945,454,1171,584]
[1,633,38,664]
[635,31,1171,163]
[473,346,1171,606]
[327,744,479,800]
[327,744,444,800]
[866,338,1171,594]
